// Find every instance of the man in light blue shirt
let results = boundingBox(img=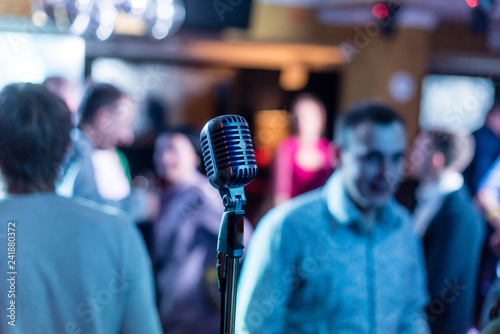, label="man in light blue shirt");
[236,102,430,334]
